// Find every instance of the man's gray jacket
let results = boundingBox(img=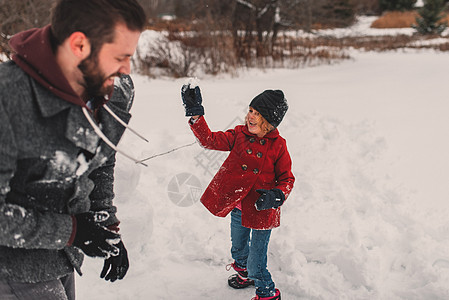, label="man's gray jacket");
[0,60,134,283]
